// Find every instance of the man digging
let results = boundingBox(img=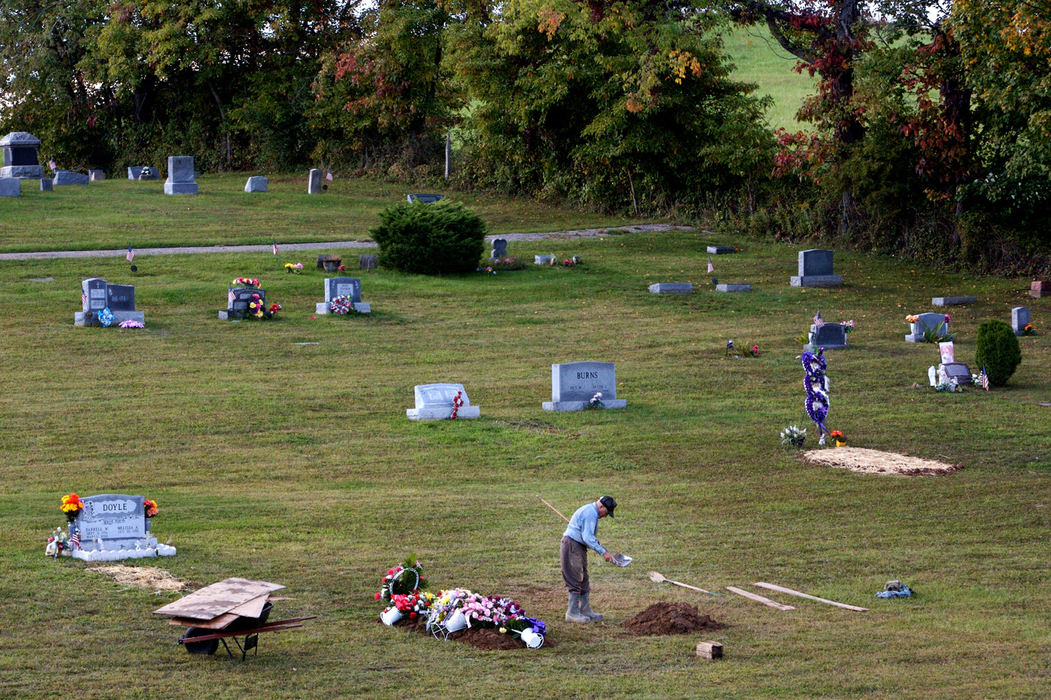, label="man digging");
[561,496,617,623]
